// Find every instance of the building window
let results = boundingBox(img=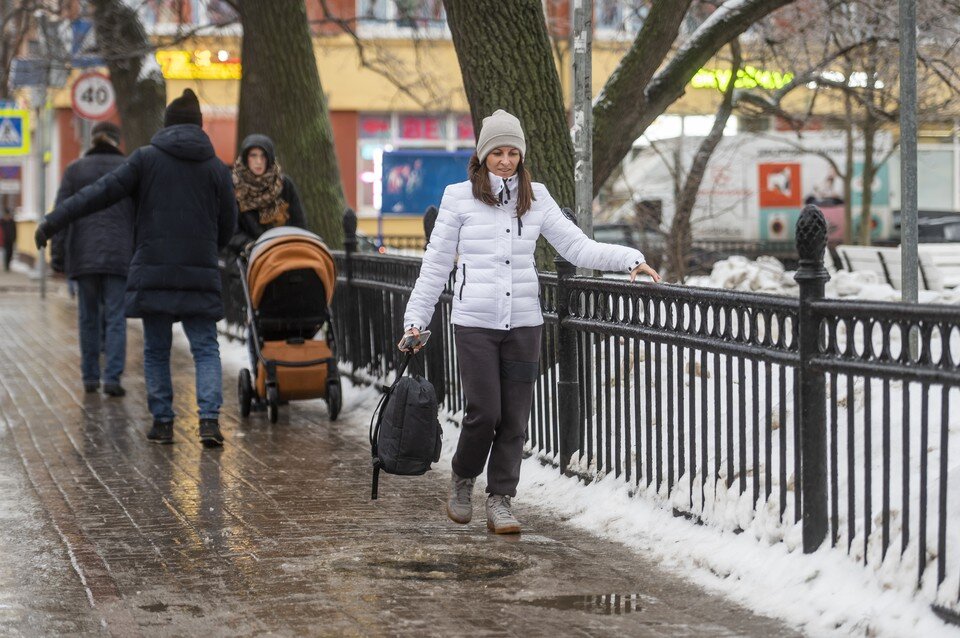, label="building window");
[357,113,475,213]
[357,0,447,36]
[595,1,647,37]
[136,0,238,35]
